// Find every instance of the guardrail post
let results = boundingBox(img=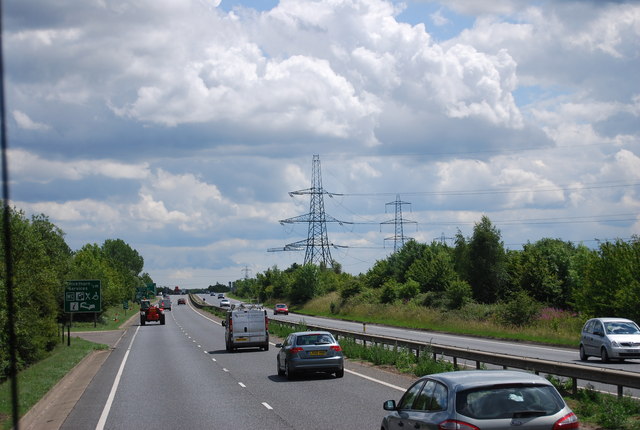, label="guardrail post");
[618,385,623,398]
[453,357,458,370]
[476,361,481,369]
[572,378,577,395]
